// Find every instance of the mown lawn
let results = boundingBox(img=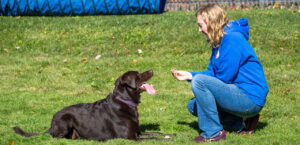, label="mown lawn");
[0,10,299,145]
